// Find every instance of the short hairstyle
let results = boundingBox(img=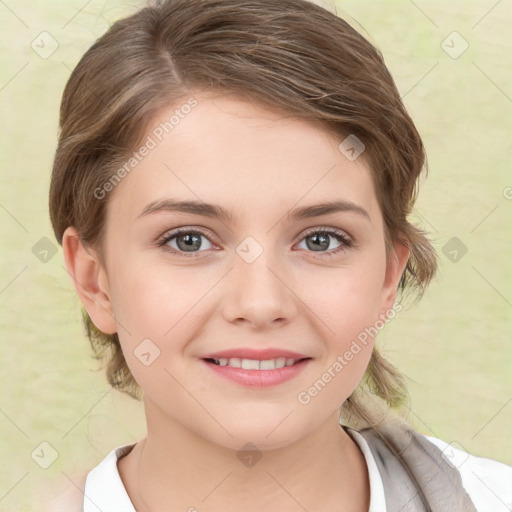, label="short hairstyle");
[49,0,437,427]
